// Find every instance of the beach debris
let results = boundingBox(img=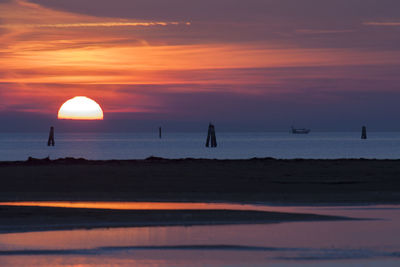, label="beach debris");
[361,126,367,139]
[47,126,55,146]
[206,123,217,147]
[27,156,50,163]
[146,156,165,161]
